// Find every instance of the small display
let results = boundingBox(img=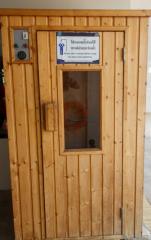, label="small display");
[13,29,30,62]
